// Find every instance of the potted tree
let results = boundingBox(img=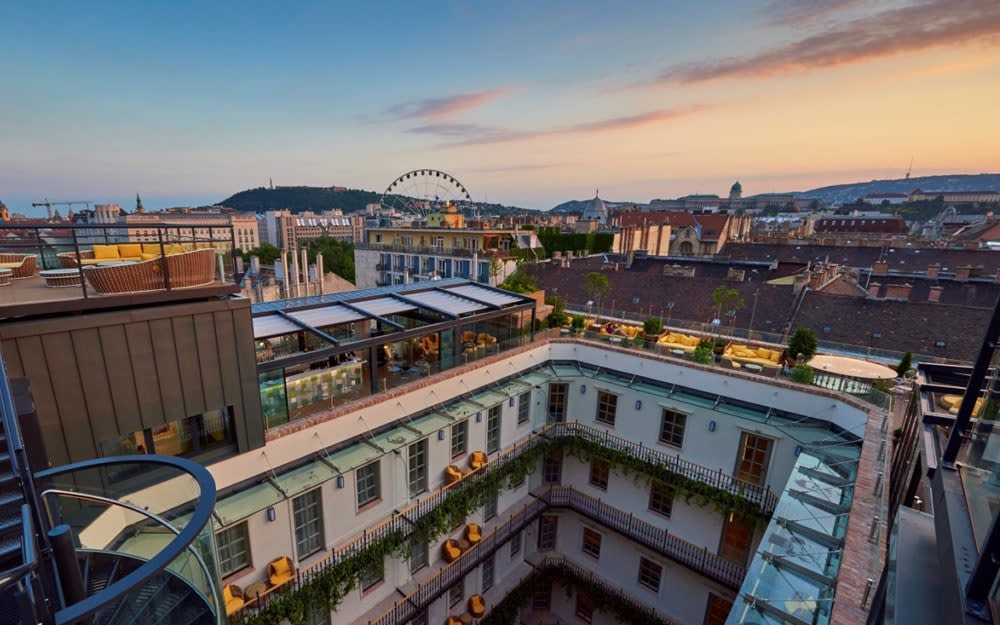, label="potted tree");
[787,327,818,366]
[642,317,664,346]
